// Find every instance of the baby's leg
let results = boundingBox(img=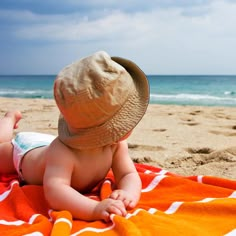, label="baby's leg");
[0,142,15,174]
[0,111,21,174]
[0,111,22,143]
